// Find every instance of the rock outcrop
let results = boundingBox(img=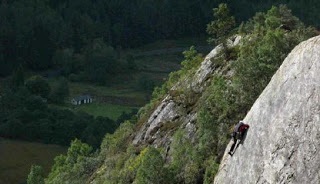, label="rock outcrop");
[132,36,241,151]
[214,36,320,183]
